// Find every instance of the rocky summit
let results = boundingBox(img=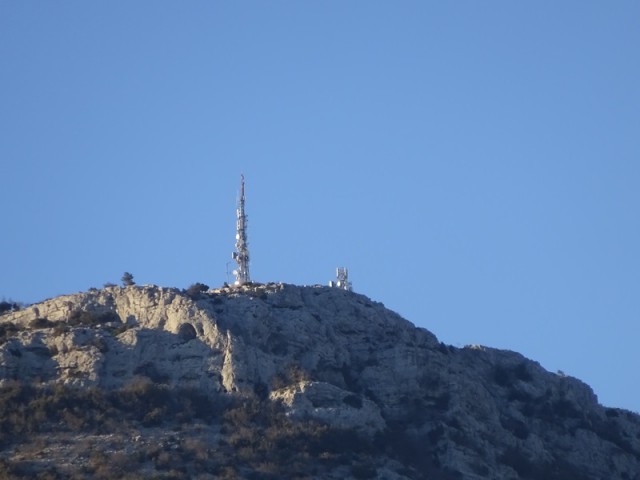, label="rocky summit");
[0,283,639,479]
